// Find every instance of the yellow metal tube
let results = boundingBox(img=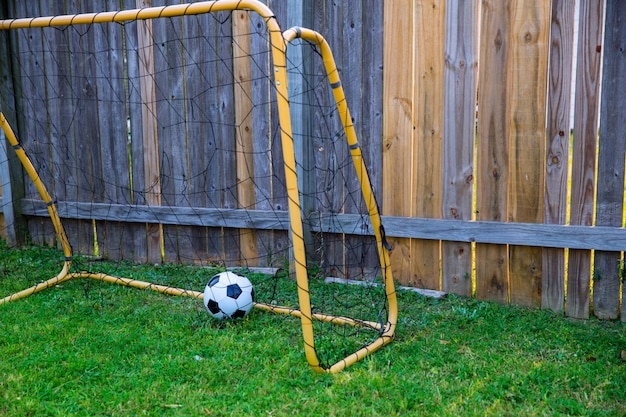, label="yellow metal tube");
[0,1,276,30]
[283,27,399,373]
[0,113,73,262]
[2,269,381,334]
[0,112,73,307]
